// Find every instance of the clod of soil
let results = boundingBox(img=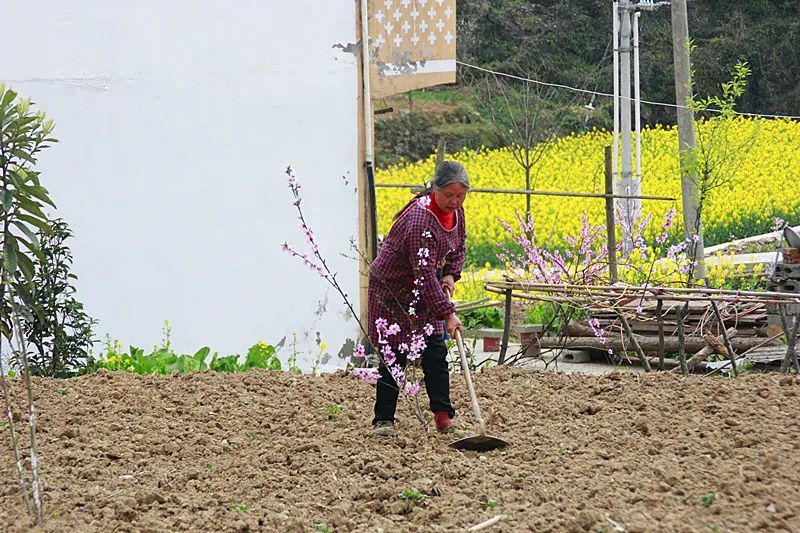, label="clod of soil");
[2,368,799,531]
